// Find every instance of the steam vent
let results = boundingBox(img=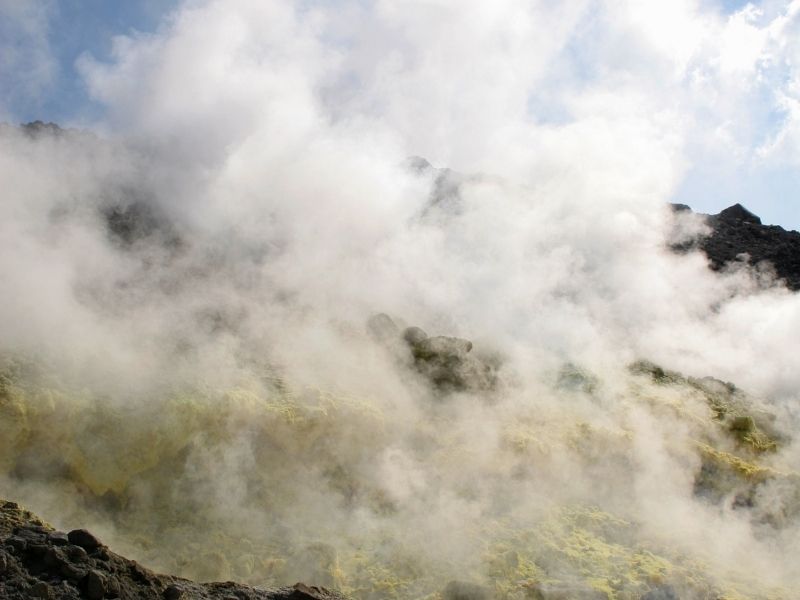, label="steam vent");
[3,3,800,600]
